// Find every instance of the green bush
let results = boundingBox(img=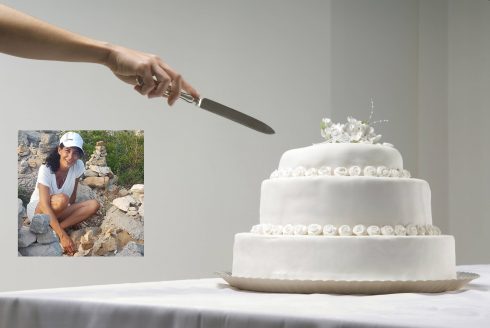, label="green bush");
[74,130,144,187]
